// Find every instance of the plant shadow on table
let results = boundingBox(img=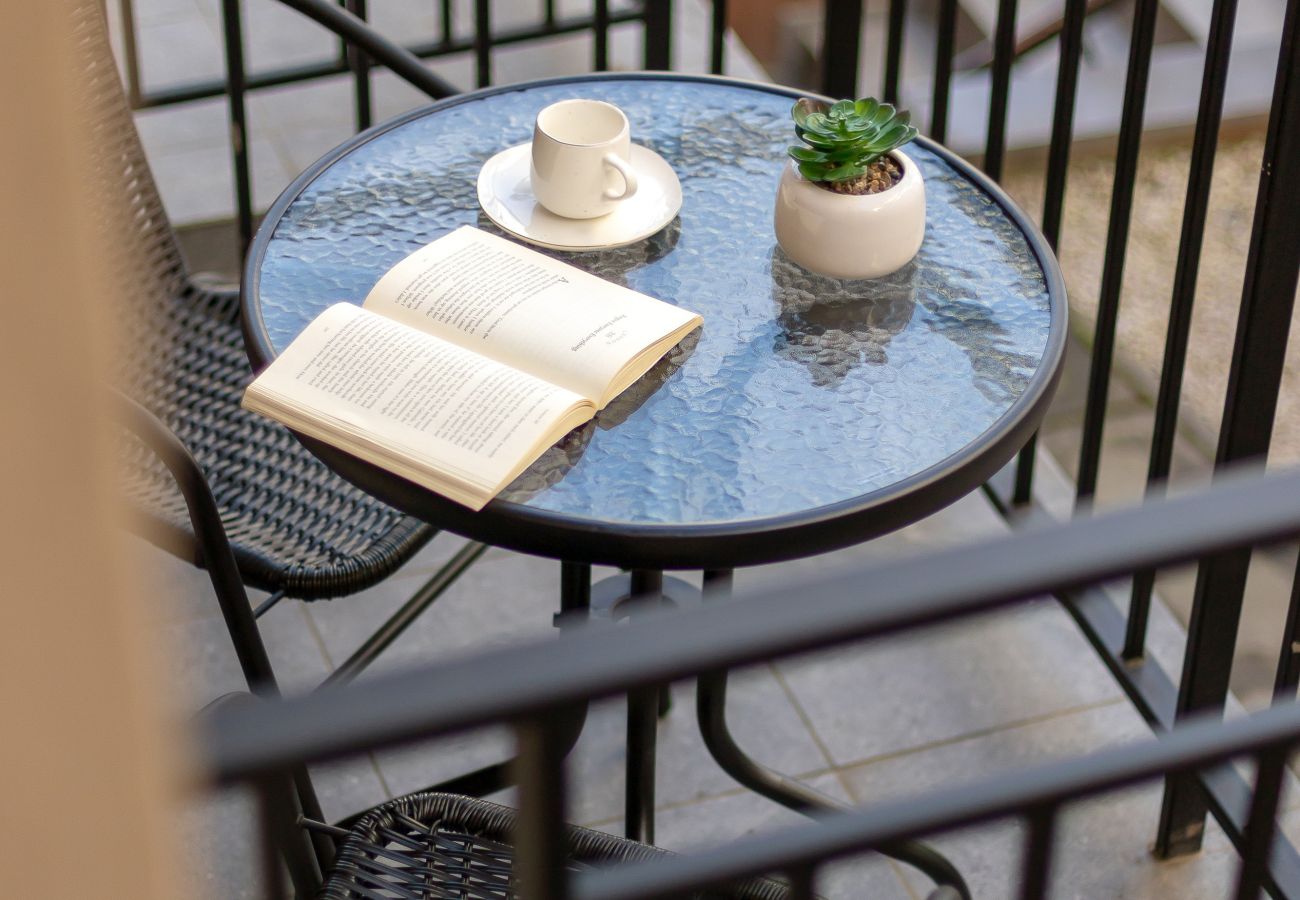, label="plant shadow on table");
[493,217,694,502]
[769,247,917,388]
